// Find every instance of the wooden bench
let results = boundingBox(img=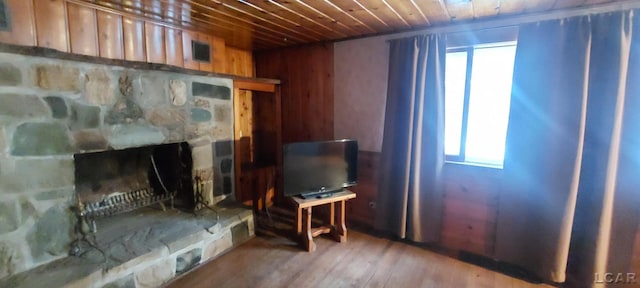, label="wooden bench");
[291,190,356,252]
